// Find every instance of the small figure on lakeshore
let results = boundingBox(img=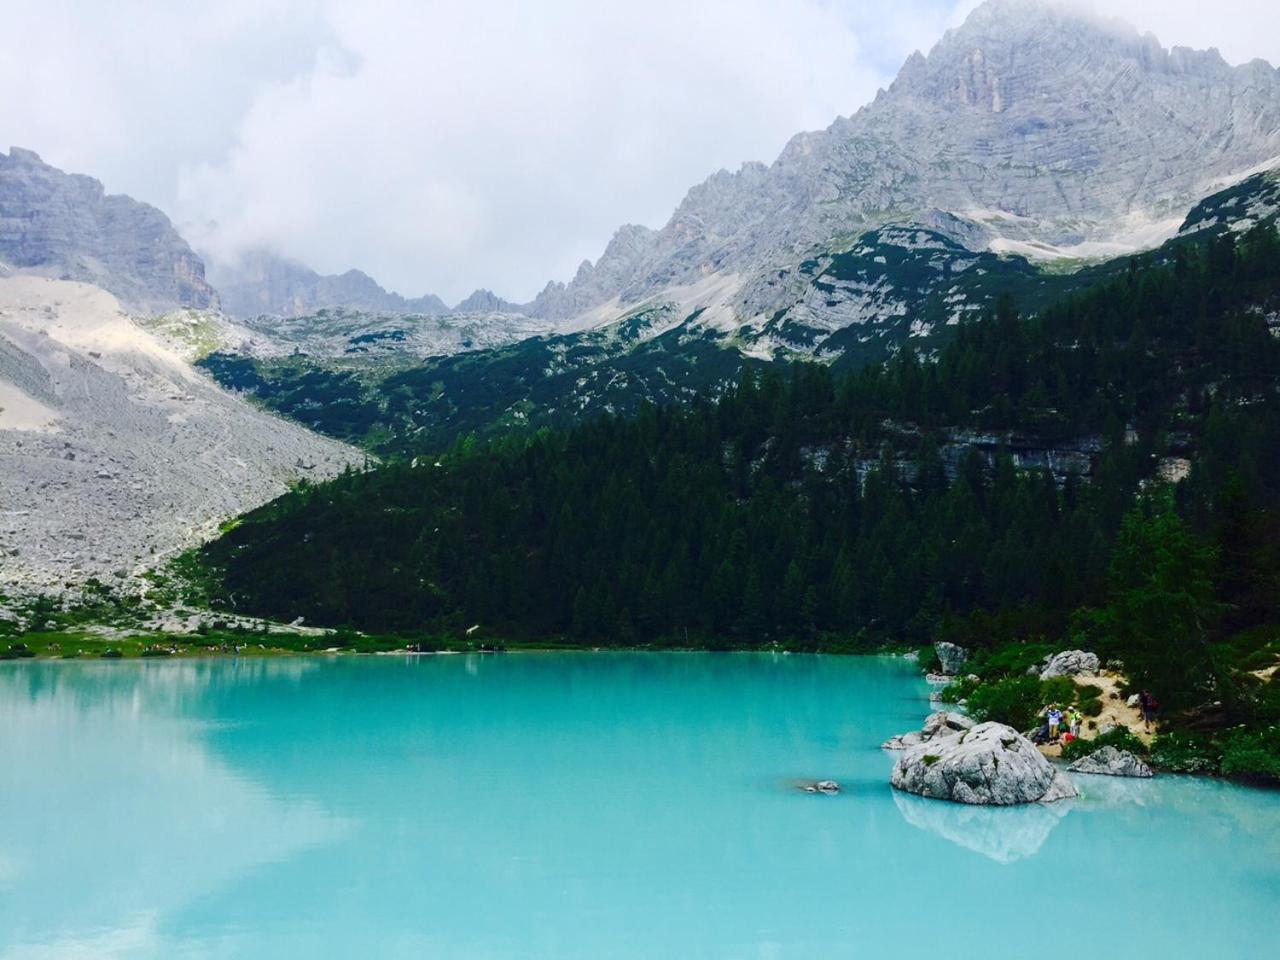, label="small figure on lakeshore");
[1138,690,1159,732]
[1046,705,1064,741]
[1069,708,1083,739]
